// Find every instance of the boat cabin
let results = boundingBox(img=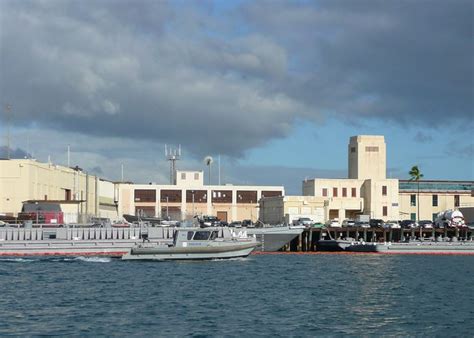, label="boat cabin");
[173,229,221,247]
